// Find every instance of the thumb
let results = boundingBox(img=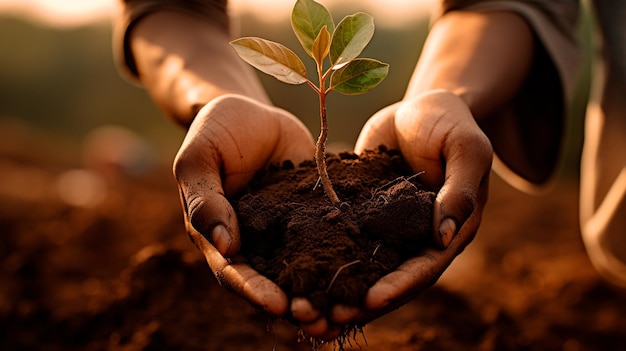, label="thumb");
[434,127,492,249]
[175,164,241,258]
[433,182,478,249]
